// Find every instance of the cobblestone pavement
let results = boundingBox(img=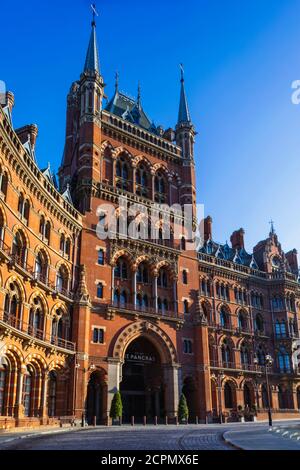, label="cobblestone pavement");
[1,421,300,450]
